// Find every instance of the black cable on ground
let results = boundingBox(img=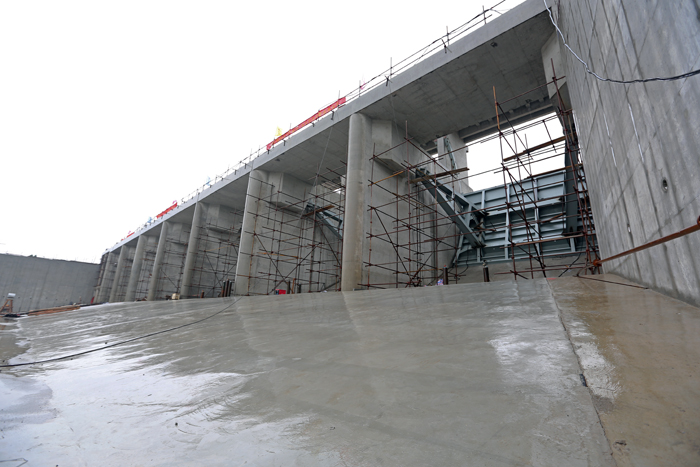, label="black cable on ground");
[0,297,242,369]
[575,275,648,289]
